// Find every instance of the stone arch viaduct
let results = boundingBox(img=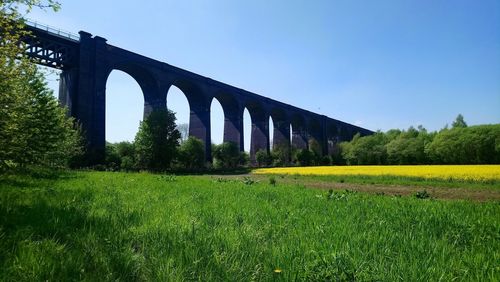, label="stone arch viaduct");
[23,23,373,164]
